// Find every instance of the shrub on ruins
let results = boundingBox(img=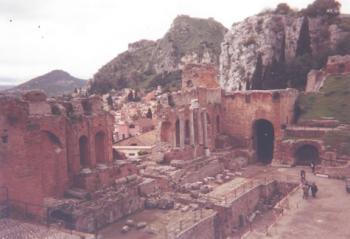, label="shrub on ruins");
[51,105,61,115]
[302,0,341,17]
[274,3,296,15]
[138,150,149,156]
[146,108,153,119]
[127,90,134,101]
[81,100,92,115]
[149,70,182,91]
[336,35,350,55]
[107,95,113,107]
